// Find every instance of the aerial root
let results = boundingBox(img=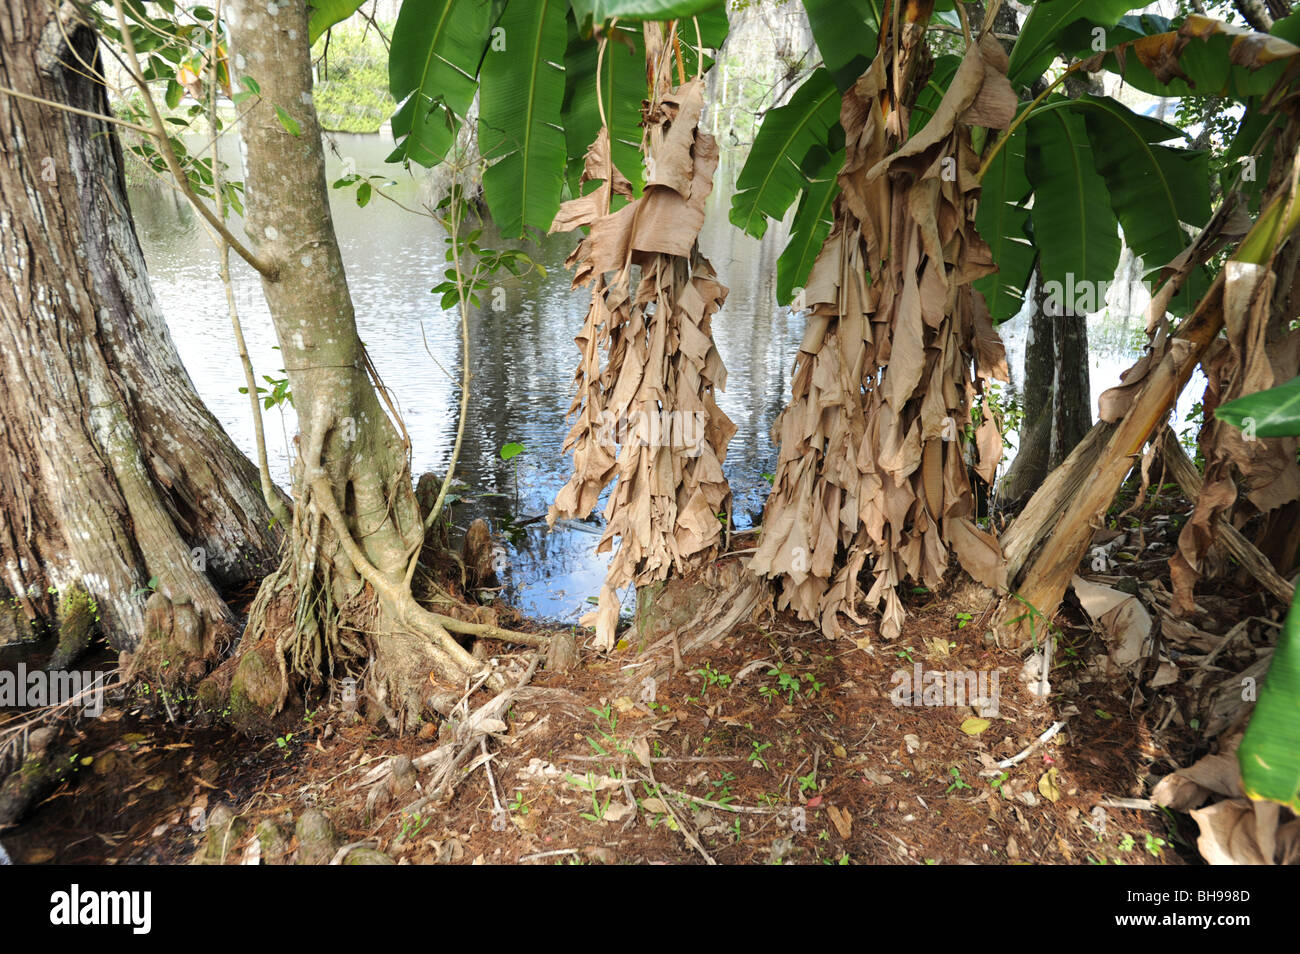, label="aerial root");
[430,614,550,649]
